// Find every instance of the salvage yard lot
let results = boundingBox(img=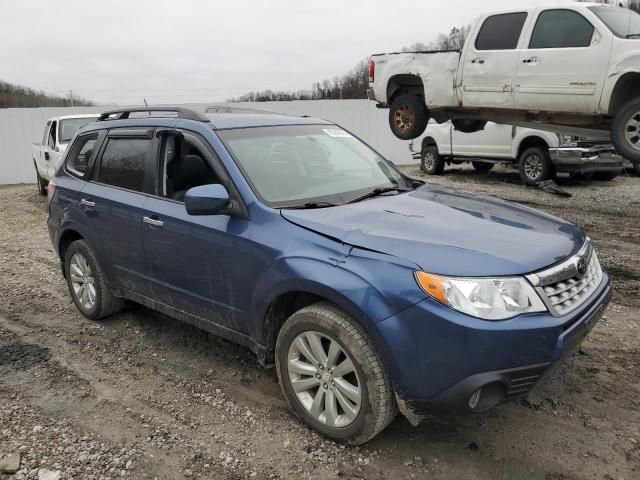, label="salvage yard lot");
[1,166,639,480]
